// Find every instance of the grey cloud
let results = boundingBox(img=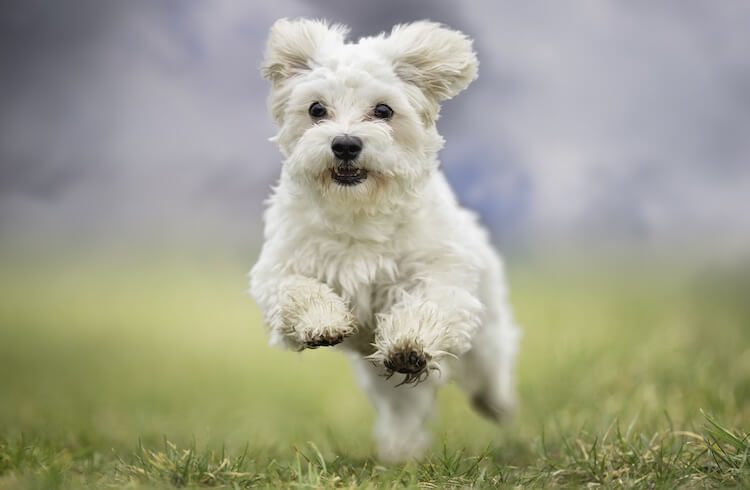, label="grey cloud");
[456,2,750,246]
